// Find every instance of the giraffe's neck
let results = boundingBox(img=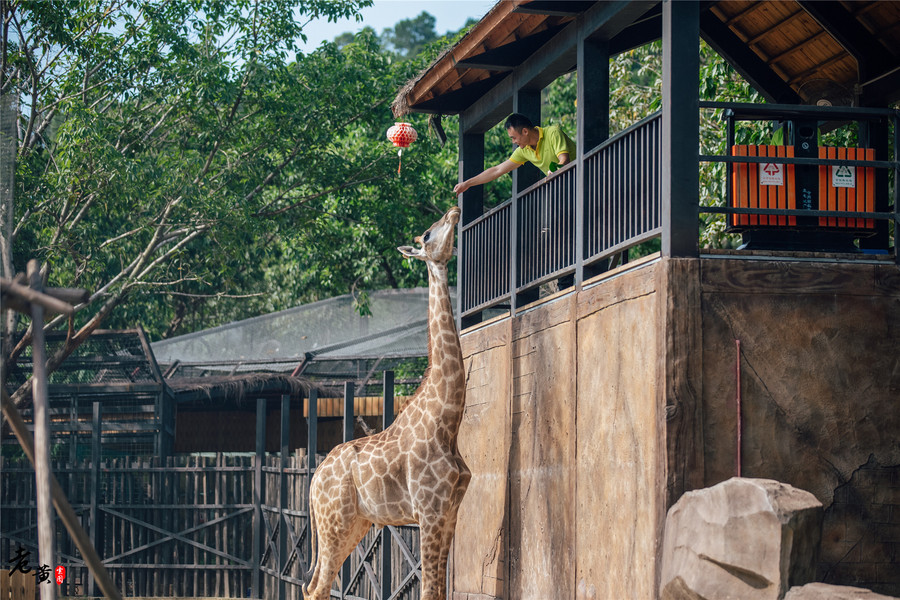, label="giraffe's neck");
[421,261,465,440]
